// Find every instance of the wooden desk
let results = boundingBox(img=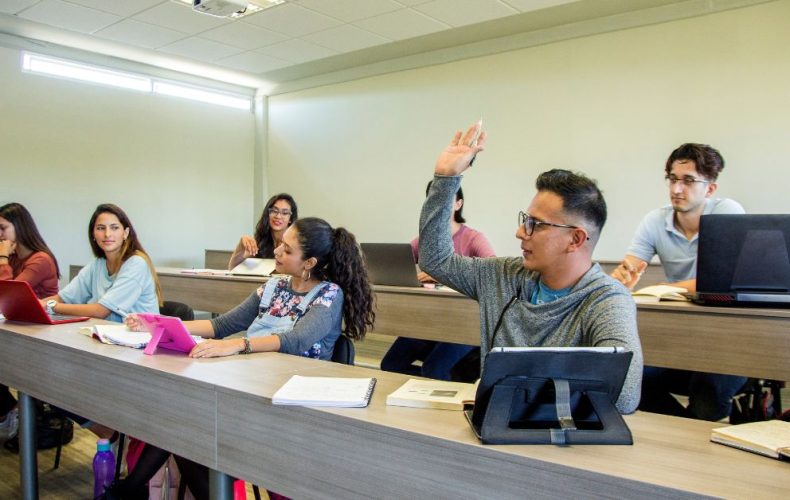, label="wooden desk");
[2,320,788,499]
[141,267,790,382]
